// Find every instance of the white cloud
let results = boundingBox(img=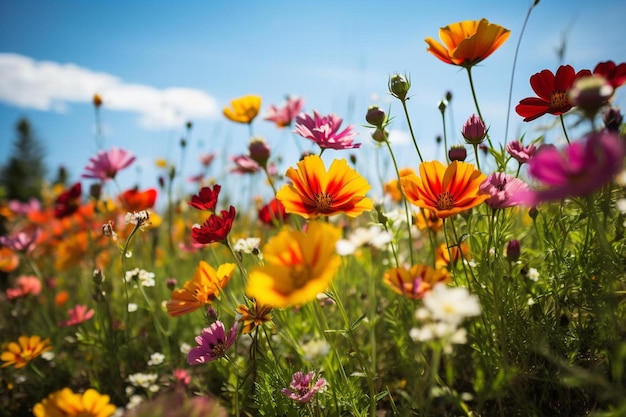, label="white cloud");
[387,129,411,145]
[0,52,219,129]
